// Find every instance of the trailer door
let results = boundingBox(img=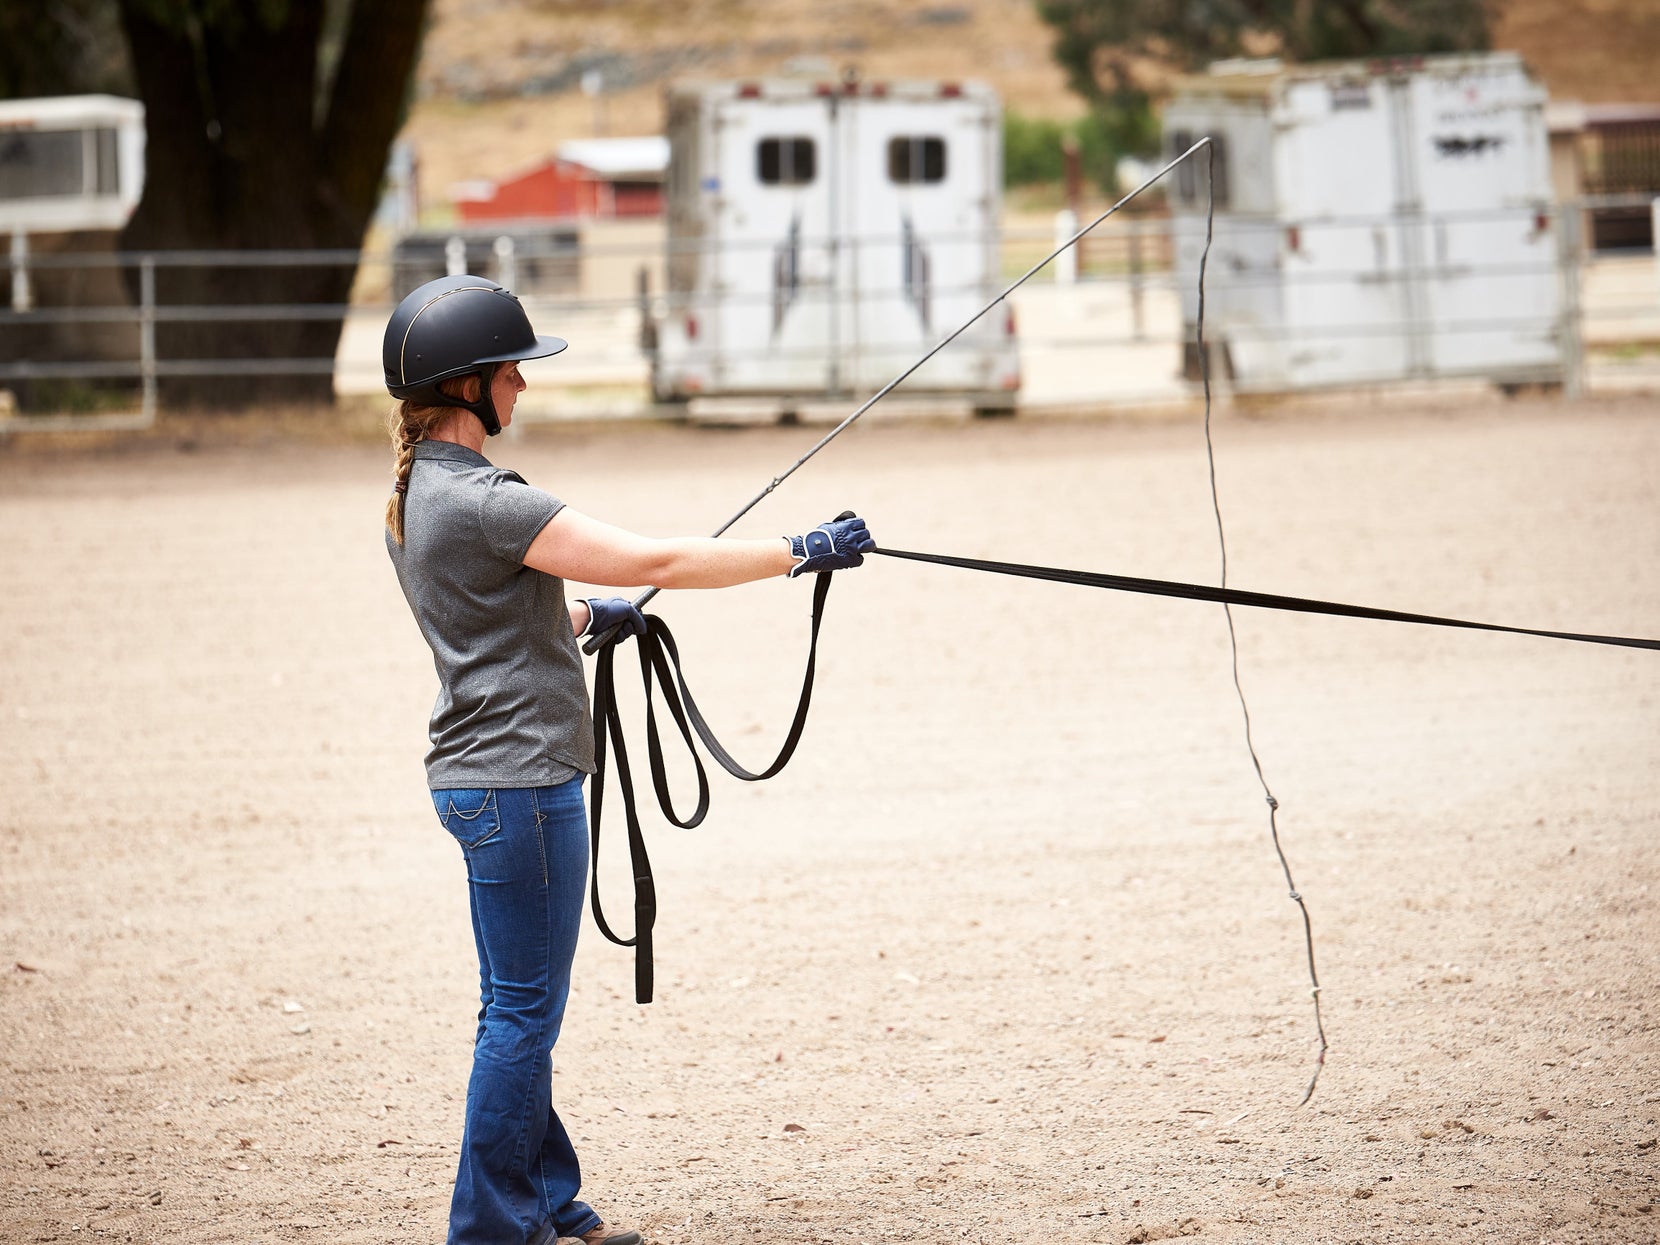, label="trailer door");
[1273,76,1413,386]
[837,90,995,392]
[710,92,835,392]
[1404,64,1561,381]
